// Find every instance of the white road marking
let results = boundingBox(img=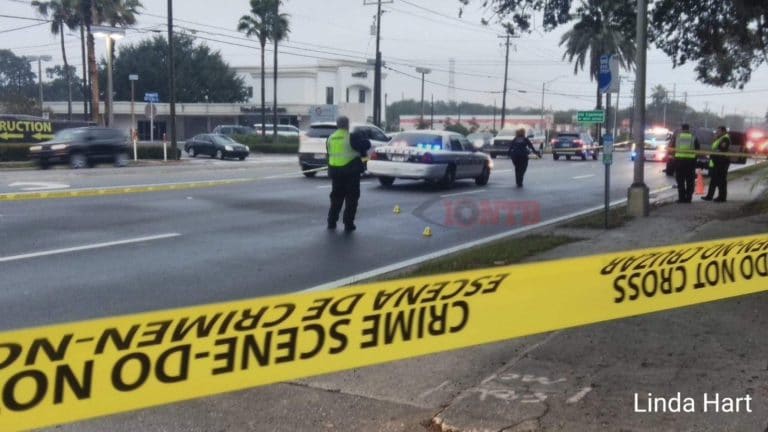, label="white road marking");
[572,174,595,180]
[418,380,450,400]
[262,172,305,179]
[0,233,181,263]
[440,189,486,198]
[316,185,332,189]
[492,168,515,174]
[566,387,593,404]
[9,181,70,191]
